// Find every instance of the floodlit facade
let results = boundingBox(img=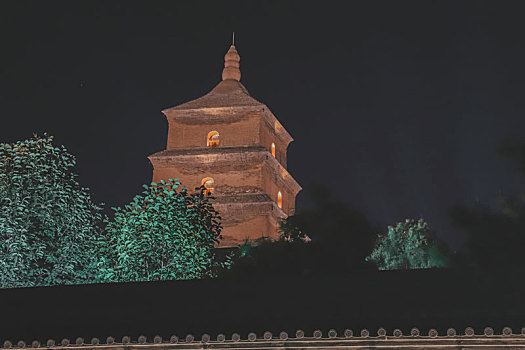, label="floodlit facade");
[148,44,301,246]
